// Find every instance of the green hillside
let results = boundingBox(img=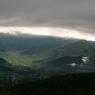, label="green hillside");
[0,40,95,67]
[31,40,95,65]
[0,51,33,66]
[63,40,95,56]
